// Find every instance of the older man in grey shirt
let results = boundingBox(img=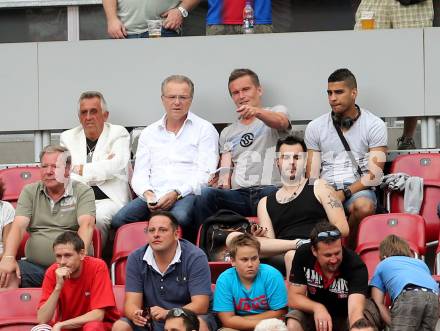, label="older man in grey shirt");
[103,0,200,38]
